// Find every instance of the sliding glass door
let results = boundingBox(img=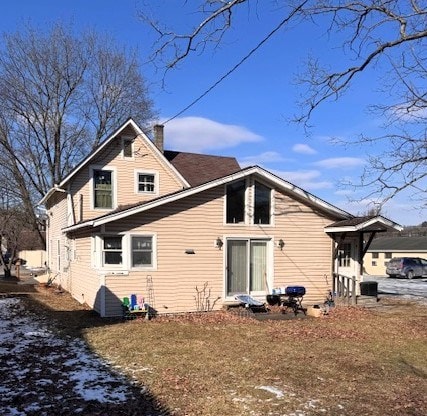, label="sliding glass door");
[226,239,268,296]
